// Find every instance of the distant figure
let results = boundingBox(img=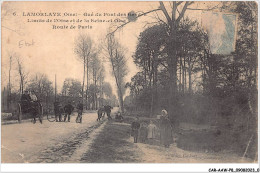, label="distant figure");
[131,117,140,143]
[76,101,83,123]
[54,99,62,122]
[64,101,74,122]
[97,107,105,121]
[139,123,148,143]
[159,109,173,148]
[104,105,112,120]
[147,120,157,145]
[115,111,124,122]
